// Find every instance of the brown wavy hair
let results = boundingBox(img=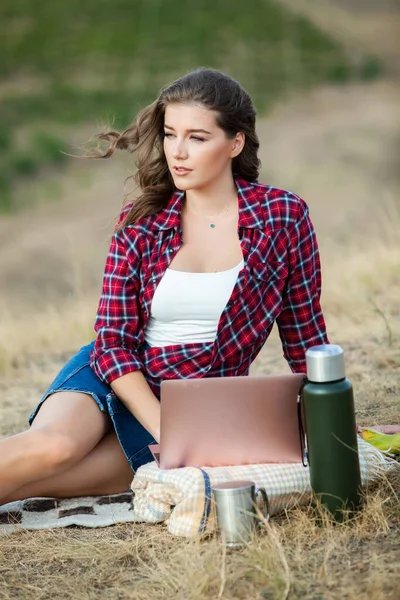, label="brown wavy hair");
[93,67,261,231]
